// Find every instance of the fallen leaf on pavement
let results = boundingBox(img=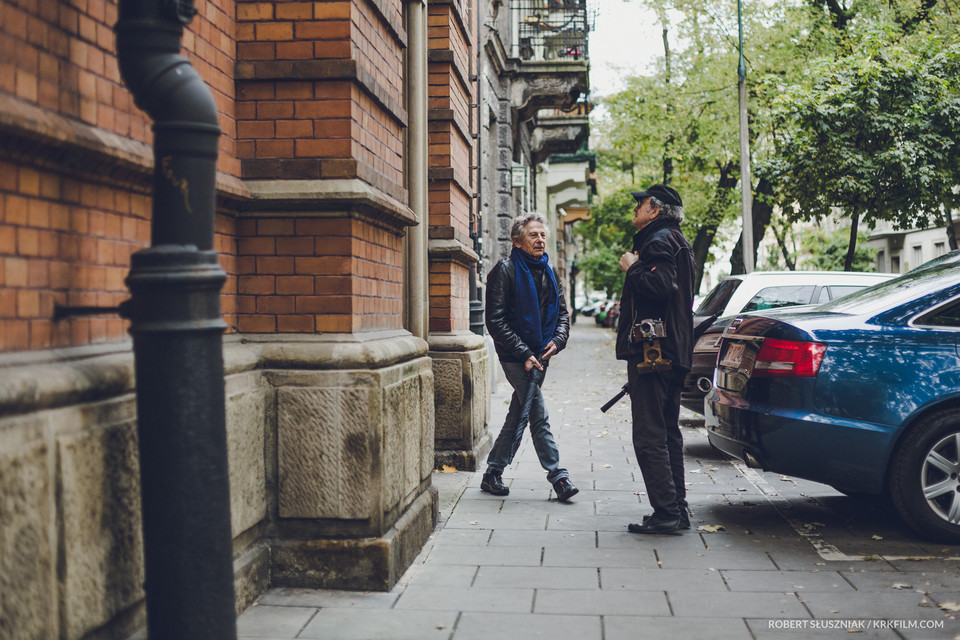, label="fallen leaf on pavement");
[435,465,457,473]
[697,524,726,533]
[871,534,883,540]
[938,602,960,612]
